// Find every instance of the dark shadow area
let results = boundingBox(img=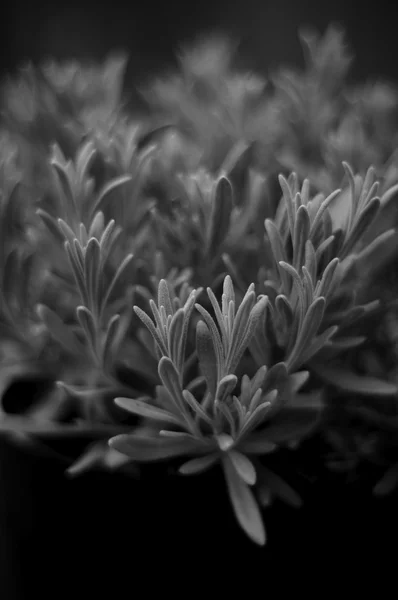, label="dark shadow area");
[1,433,397,598]
[1,1,398,84]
